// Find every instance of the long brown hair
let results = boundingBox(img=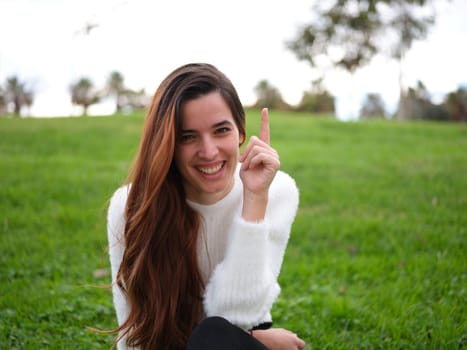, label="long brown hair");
[114,63,245,349]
